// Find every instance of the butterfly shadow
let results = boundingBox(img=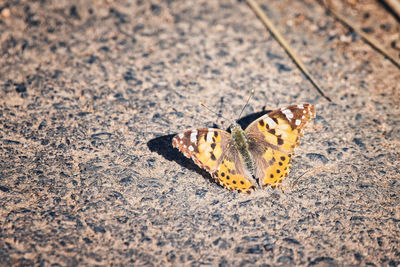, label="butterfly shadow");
[236,109,270,129]
[146,110,271,183]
